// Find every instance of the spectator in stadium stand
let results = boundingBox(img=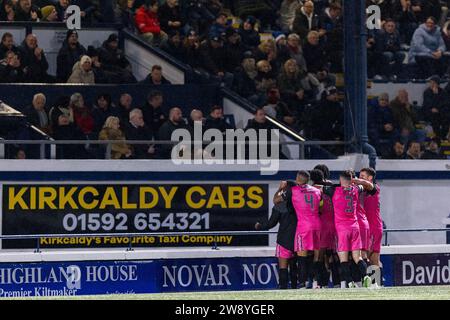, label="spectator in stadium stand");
[311,86,344,142]
[134,0,168,46]
[232,51,258,102]
[254,39,280,74]
[69,92,96,139]
[320,2,343,72]
[393,0,420,43]
[160,30,186,62]
[67,55,95,84]
[375,19,406,79]
[53,114,89,159]
[365,0,395,22]
[244,108,273,131]
[14,0,41,21]
[254,60,277,105]
[158,0,185,35]
[25,93,51,135]
[208,11,228,38]
[125,108,155,159]
[277,59,319,108]
[183,29,201,67]
[368,93,398,157]
[278,0,301,33]
[98,33,136,83]
[0,0,15,21]
[40,5,59,21]
[55,0,70,21]
[204,105,235,133]
[405,140,422,159]
[140,65,172,85]
[92,93,119,134]
[442,21,450,50]
[49,96,72,130]
[187,108,204,130]
[141,90,166,136]
[18,33,53,83]
[422,75,450,138]
[71,0,97,23]
[390,89,419,136]
[115,0,136,31]
[274,33,291,63]
[238,16,260,52]
[0,33,19,59]
[291,1,323,41]
[117,93,134,127]
[283,34,308,74]
[302,30,327,75]
[14,148,26,160]
[198,34,233,87]
[157,107,187,159]
[98,116,132,159]
[223,28,245,73]
[421,137,446,159]
[408,16,447,78]
[85,45,108,83]
[386,140,407,159]
[262,87,297,128]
